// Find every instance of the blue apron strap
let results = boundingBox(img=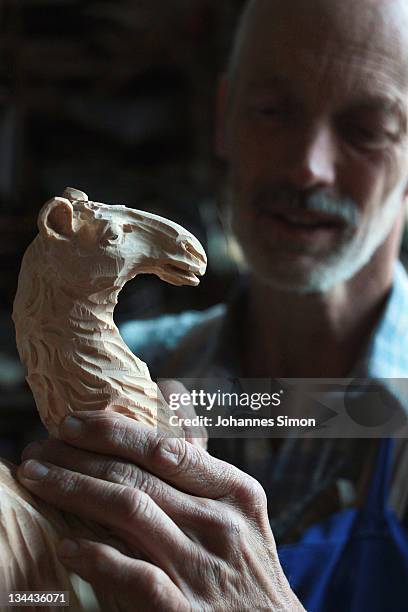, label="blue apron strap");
[364,438,394,514]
